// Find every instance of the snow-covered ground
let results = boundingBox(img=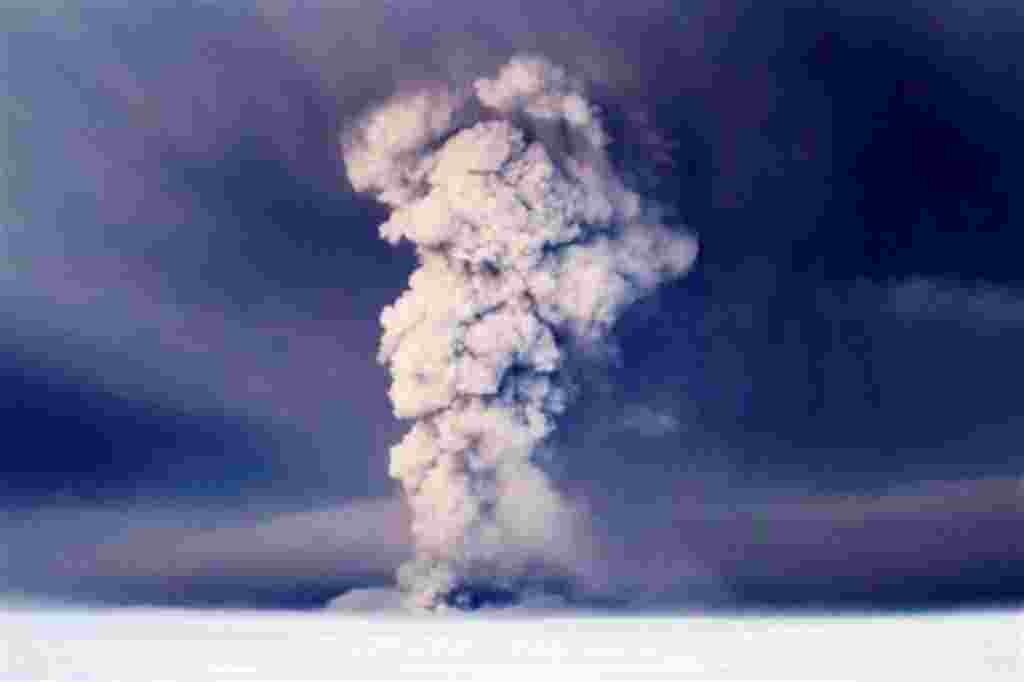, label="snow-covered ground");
[2,604,1020,680]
